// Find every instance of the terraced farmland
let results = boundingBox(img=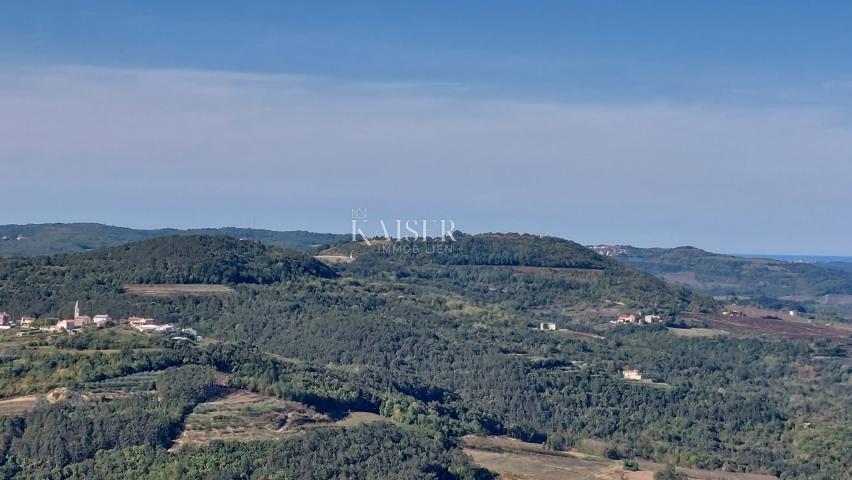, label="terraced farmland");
[170,388,332,450]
